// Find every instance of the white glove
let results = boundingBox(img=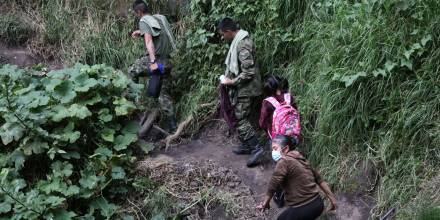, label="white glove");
[219,75,227,84]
